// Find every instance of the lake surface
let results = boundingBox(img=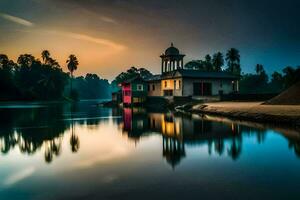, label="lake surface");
[0,100,300,200]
